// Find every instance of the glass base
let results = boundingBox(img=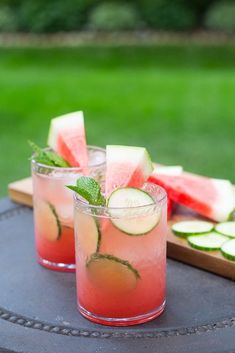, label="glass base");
[37,256,75,272]
[78,300,166,326]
